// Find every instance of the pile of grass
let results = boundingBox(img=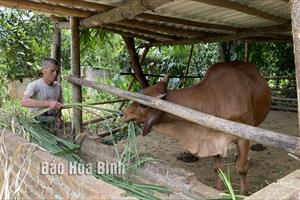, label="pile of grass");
[0,105,172,200]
